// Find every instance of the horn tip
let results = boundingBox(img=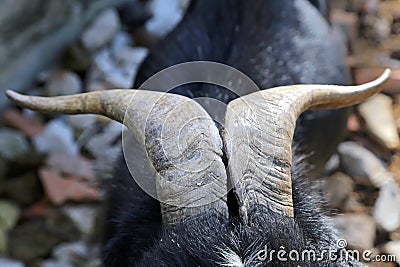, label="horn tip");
[5,89,15,97]
[5,90,34,109]
[366,68,392,90]
[5,89,22,103]
[382,68,391,80]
